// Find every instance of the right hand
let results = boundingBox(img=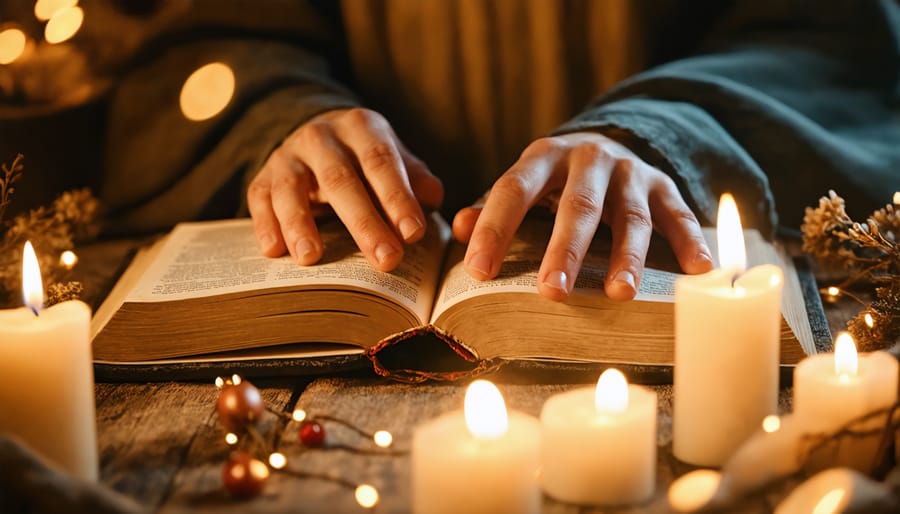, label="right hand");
[247,108,444,271]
